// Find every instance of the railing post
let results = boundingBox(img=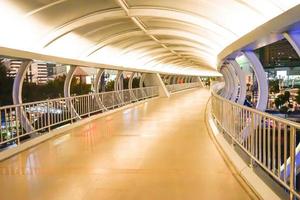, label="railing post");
[70,98,74,124]
[250,112,255,168]
[87,95,90,117]
[231,103,235,147]
[15,106,20,145]
[211,82,300,198]
[112,92,115,109]
[47,100,51,132]
[221,99,224,127]
[101,93,104,111]
[289,127,296,200]
[152,87,154,97]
